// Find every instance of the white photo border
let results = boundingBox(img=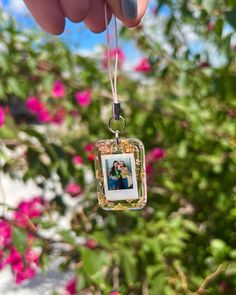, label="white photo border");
[101,153,139,201]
